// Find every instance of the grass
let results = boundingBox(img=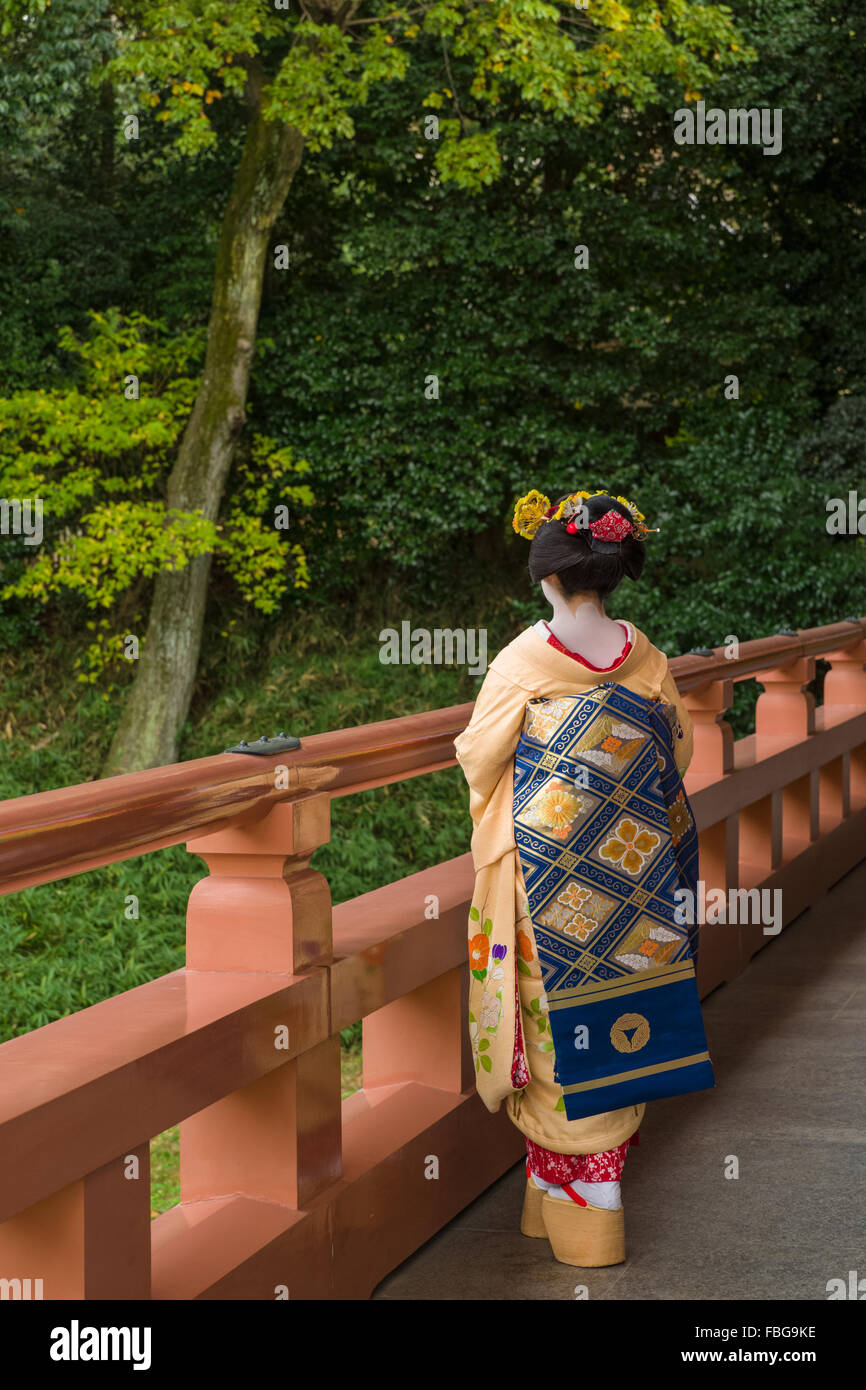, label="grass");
[340,1041,364,1100]
[150,1128,180,1218]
